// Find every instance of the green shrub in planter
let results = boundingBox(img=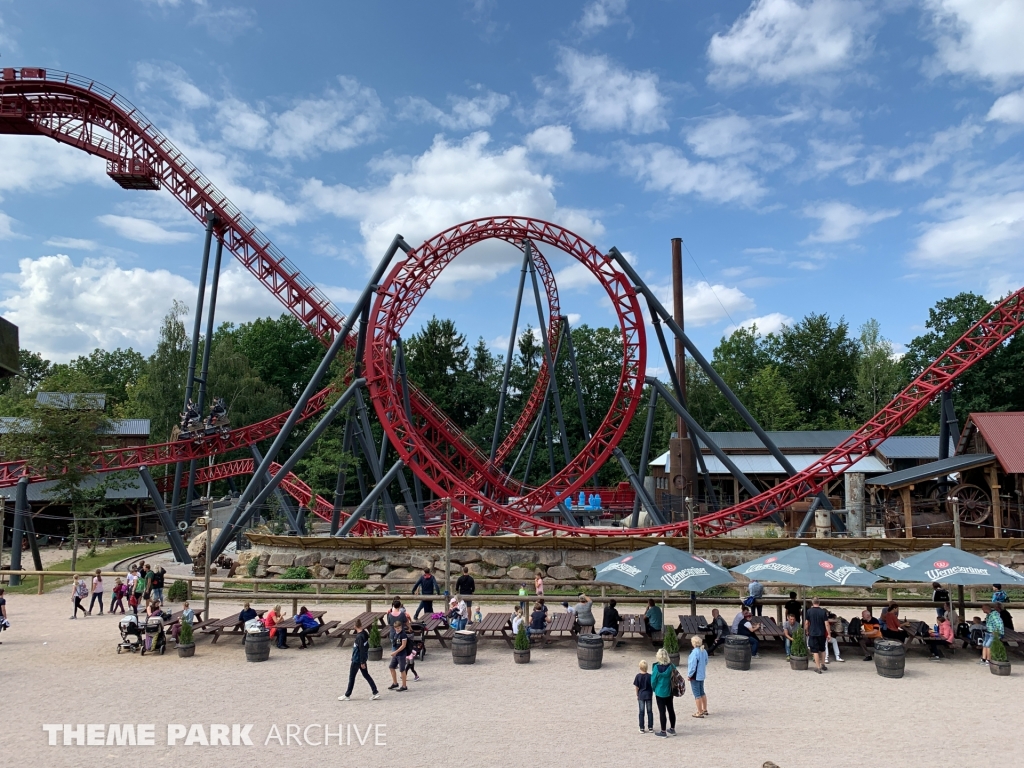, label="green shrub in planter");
[514,623,530,651]
[178,619,194,645]
[791,626,808,657]
[368,622,382,649]
[662,624,679,654]
[991,636,1008,663]
[167,579,189,603]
